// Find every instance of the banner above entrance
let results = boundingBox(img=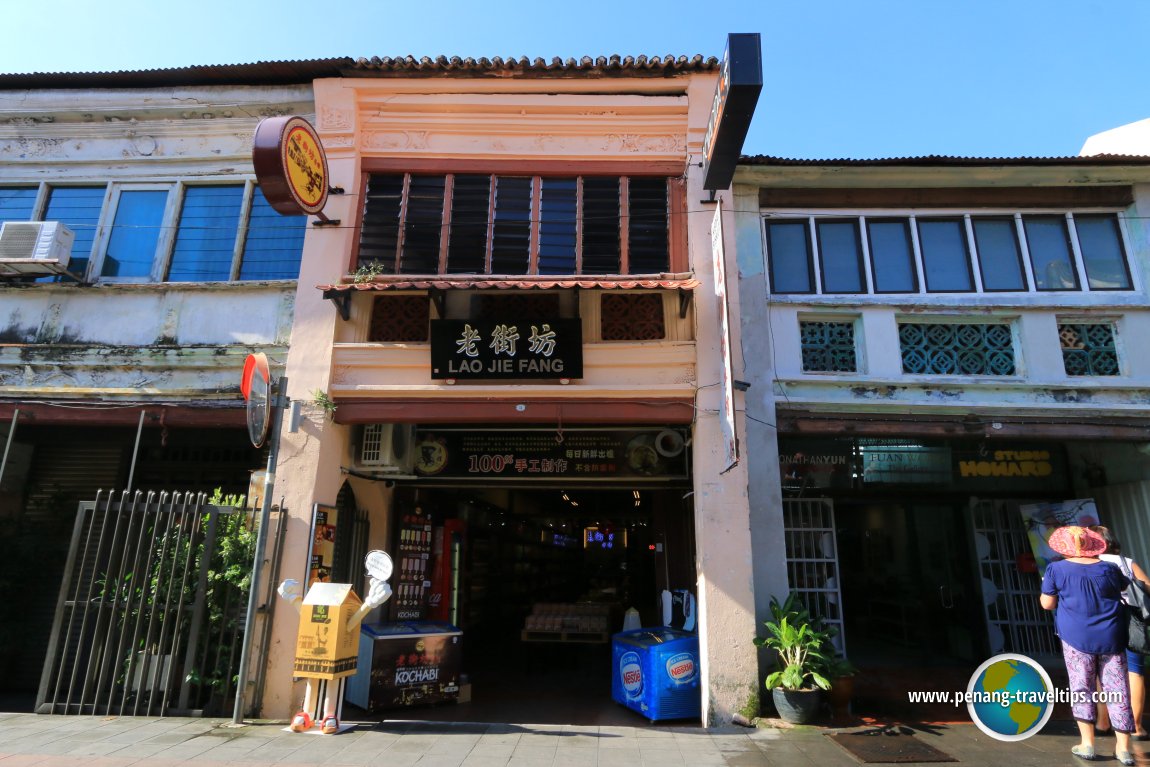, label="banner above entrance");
[412,428,689,481]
